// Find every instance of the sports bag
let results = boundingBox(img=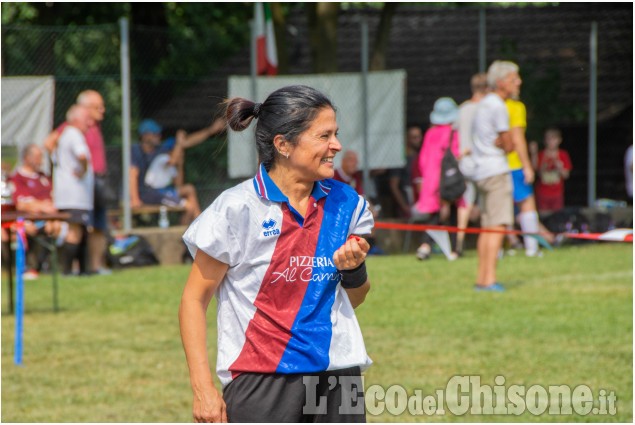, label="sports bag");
[106,234,159,268]
[439,130,466,202]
